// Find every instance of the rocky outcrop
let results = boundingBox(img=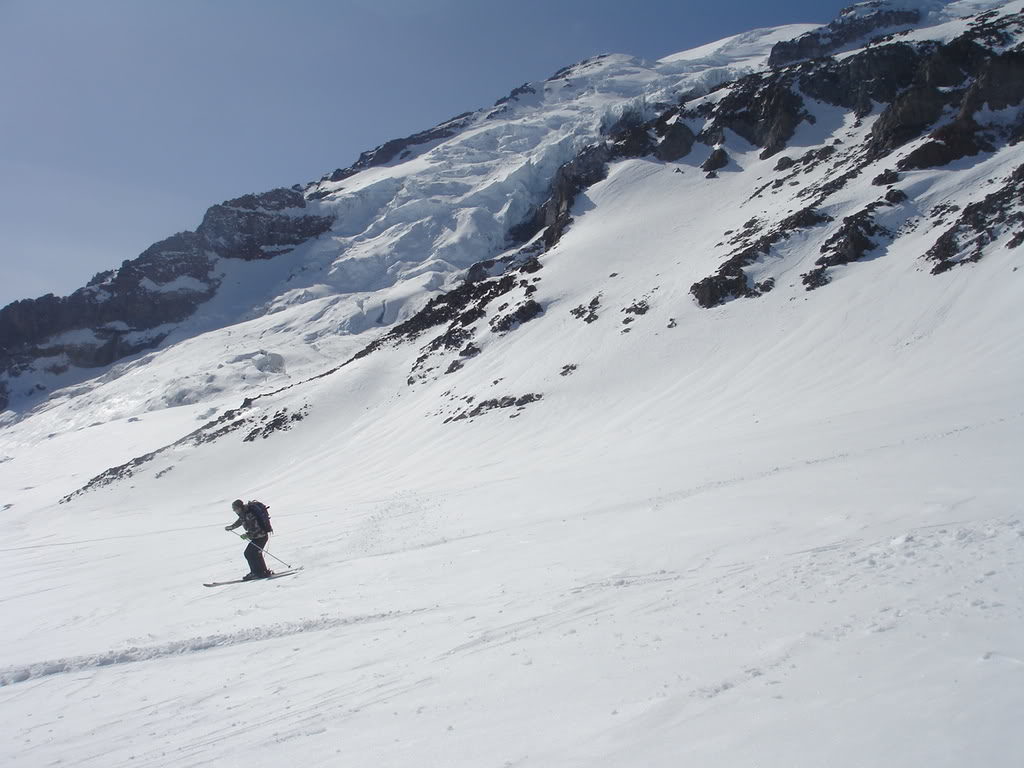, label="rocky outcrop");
[693,74,810,159]
[801,196,902,288]
[868,84,949,156]
[515,7,1024,314]
[797,43,924,116]
[444,393,543,423]
[899,117,992,170]
[196,188,332,261]
[925,163,1024,274]
[491,299,544,333]
[0,188,333,404]
[768,2,924,68]
[702,148,730,172]
[315,111,476,188]
[652,114,696,162]
[691,207,832,307]
[508,143,613,248]
[900,50,1024,169]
